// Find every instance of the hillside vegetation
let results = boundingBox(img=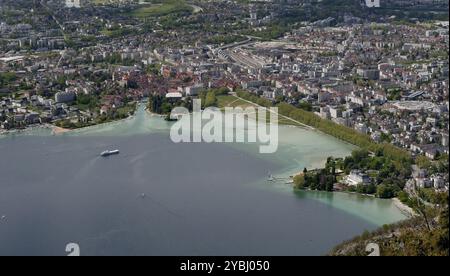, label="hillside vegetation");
[330,193,449,256]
